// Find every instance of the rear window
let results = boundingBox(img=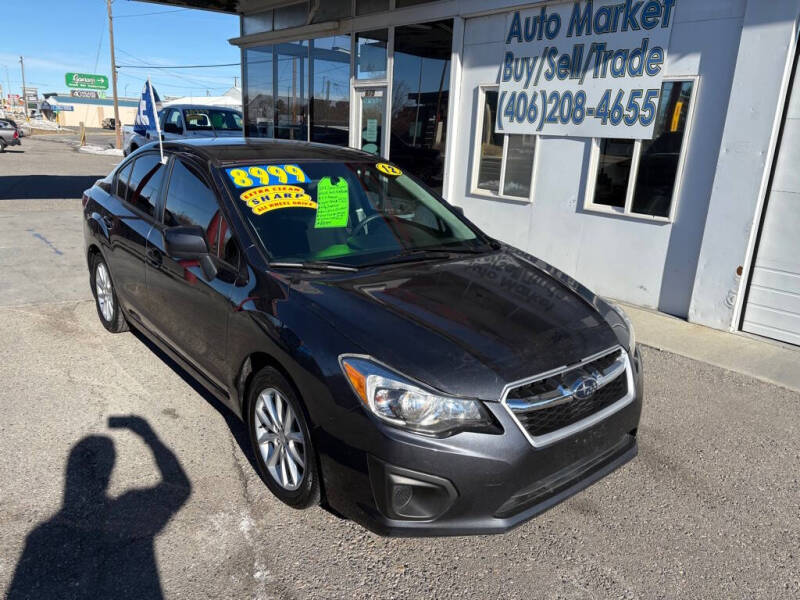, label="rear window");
[184,110,242,131]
